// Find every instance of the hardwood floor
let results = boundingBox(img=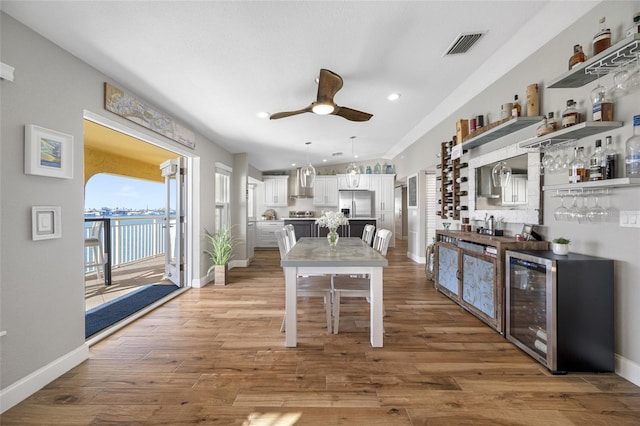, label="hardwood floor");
[3,240,639,425]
